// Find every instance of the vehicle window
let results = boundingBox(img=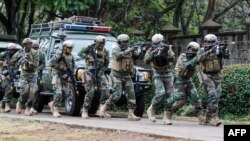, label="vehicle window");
[68,39,116,58]
[39,38,50,56]
[0,48,5,53]
[0,41,22,53]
